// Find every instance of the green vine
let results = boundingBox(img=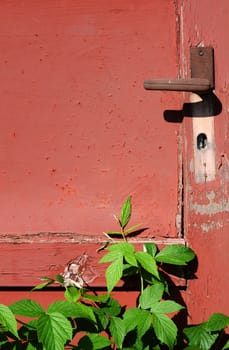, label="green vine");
[0,197,228,349]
